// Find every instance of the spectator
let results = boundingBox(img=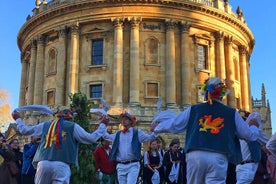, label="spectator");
[0,133,18,184]
[156,136,166,184]
[266,150,276,183]
[21,136,40,184]
[143,139,162,184]
[9,139,23,184]
[163,140,183,184]
[93,137,116,184]
[170,138,187,184]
